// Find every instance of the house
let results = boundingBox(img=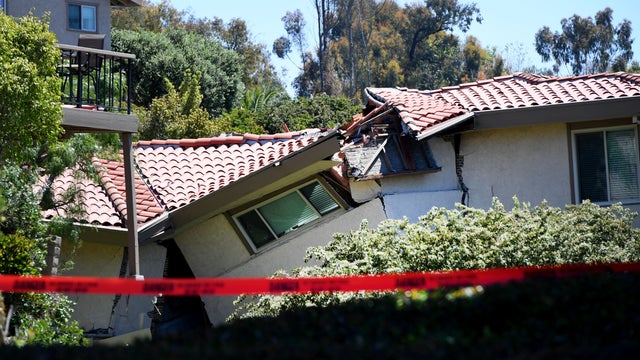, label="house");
[342,72,640,223]
[1,0,142,49]
[45,129,386,338]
